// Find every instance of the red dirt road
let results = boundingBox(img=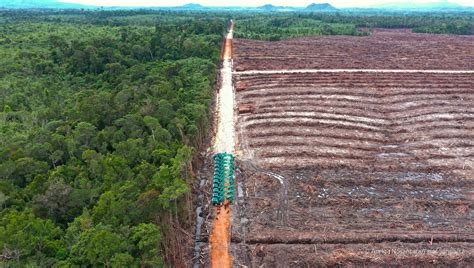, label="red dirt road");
[209,19,234,268]
[209,205,232,268]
